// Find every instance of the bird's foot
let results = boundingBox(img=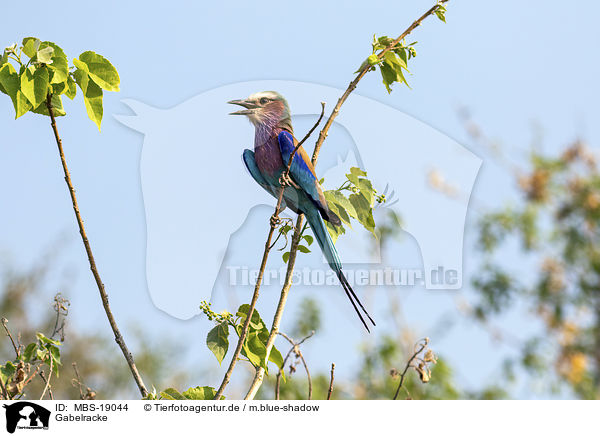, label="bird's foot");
[279,173,299,189]
[270,214,282,228]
